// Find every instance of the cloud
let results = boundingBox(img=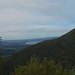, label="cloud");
[0,0,63,25]
[0,24,74,40]
[0,8,61,25]
[0,24,71,35]
[0,0,75,40]
[0,0,75,25]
